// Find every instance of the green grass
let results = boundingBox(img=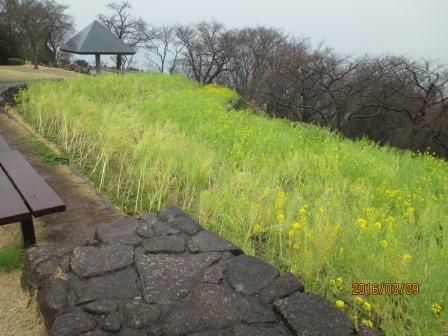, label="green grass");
[22,135,68,166]
[0,244,23,272]
[15,73,448,335]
